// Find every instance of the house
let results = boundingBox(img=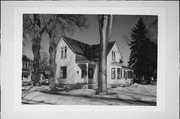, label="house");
[22,55,33,82]
[55,36,134,89]
[22,55,33,76]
